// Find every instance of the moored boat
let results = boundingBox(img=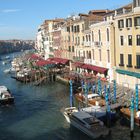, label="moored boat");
[120,107,140,126]
[0,86,14,105]
[80,106,116,123]
[63,107,109,139]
